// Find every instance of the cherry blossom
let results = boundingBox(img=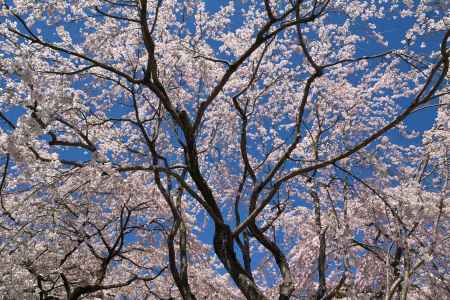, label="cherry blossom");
[0,1,448,299]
